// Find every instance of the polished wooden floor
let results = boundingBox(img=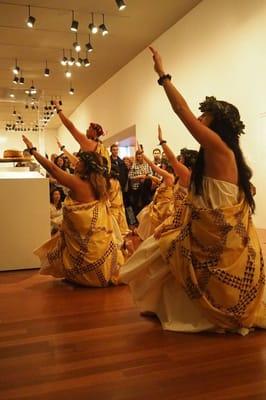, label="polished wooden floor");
[0,230,265,400]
